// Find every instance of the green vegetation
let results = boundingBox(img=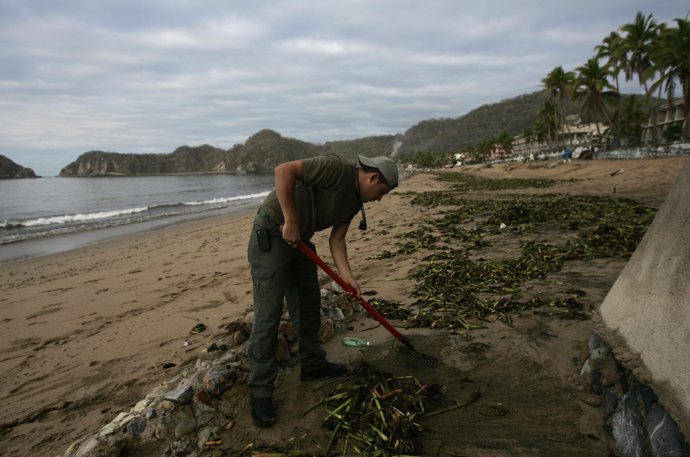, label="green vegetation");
[373,174,657,330]
[434,172,556,191]
[309,364,439,456]
[539,12,690,149]
[398,92,545,159]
